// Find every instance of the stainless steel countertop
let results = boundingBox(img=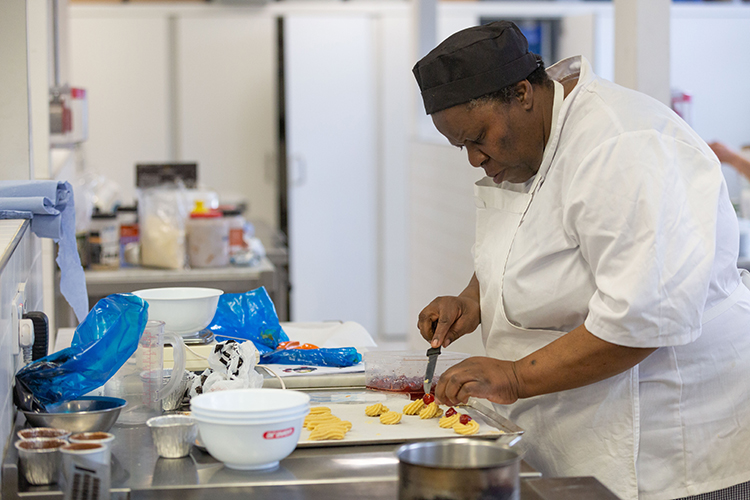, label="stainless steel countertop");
[2,413,621,500]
